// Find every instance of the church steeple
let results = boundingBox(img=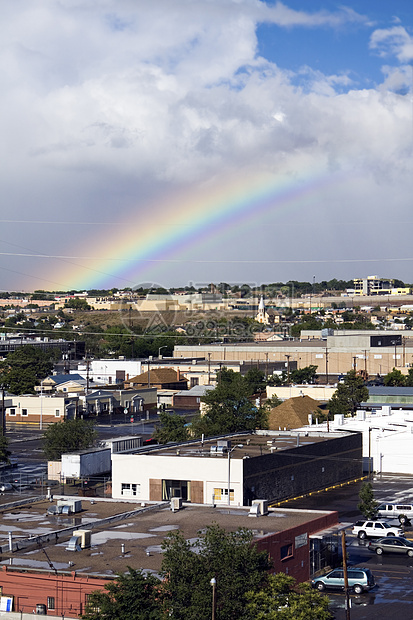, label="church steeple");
[256,295,268,324]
